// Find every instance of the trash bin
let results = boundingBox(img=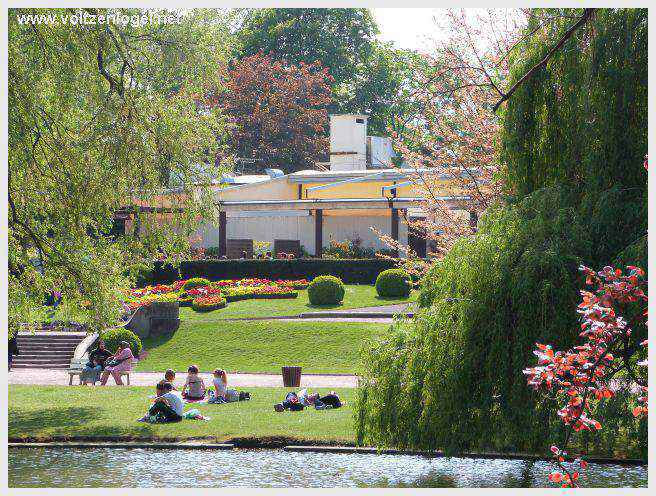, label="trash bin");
[282,366,302,388]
